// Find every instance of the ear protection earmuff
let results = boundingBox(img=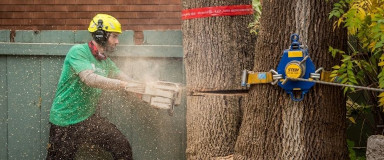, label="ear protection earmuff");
[93,19,108,46]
